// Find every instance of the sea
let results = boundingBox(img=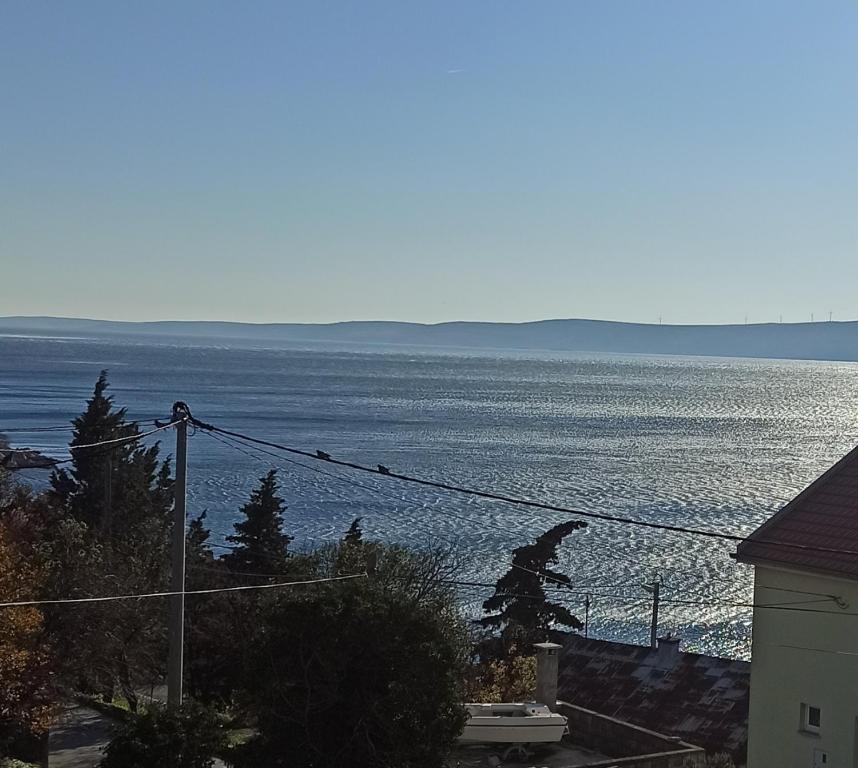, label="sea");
[3,331,858,660]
